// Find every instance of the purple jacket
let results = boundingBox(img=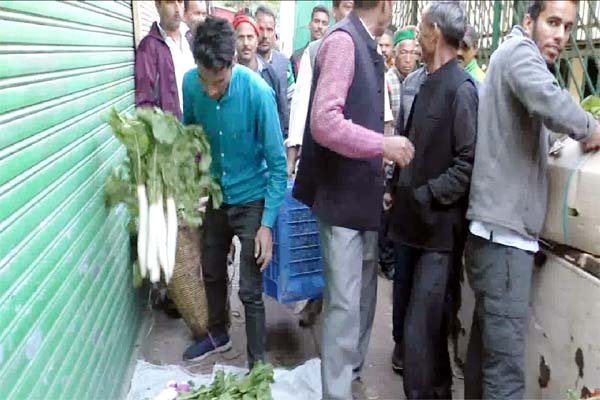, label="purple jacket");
[135,22,182,120]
